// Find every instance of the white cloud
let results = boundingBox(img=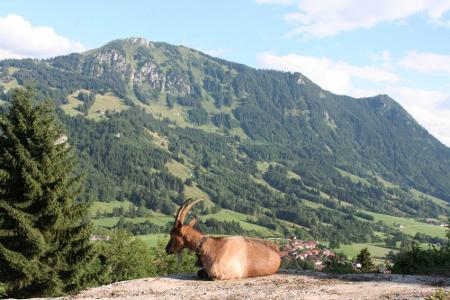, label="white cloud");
[256,0,450,38]
[368,50,391,62]
[336,62,399,83]
[255,51,399,95]
[256,52,351,94]
[0,14,85,59]
[399,51,450,74]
